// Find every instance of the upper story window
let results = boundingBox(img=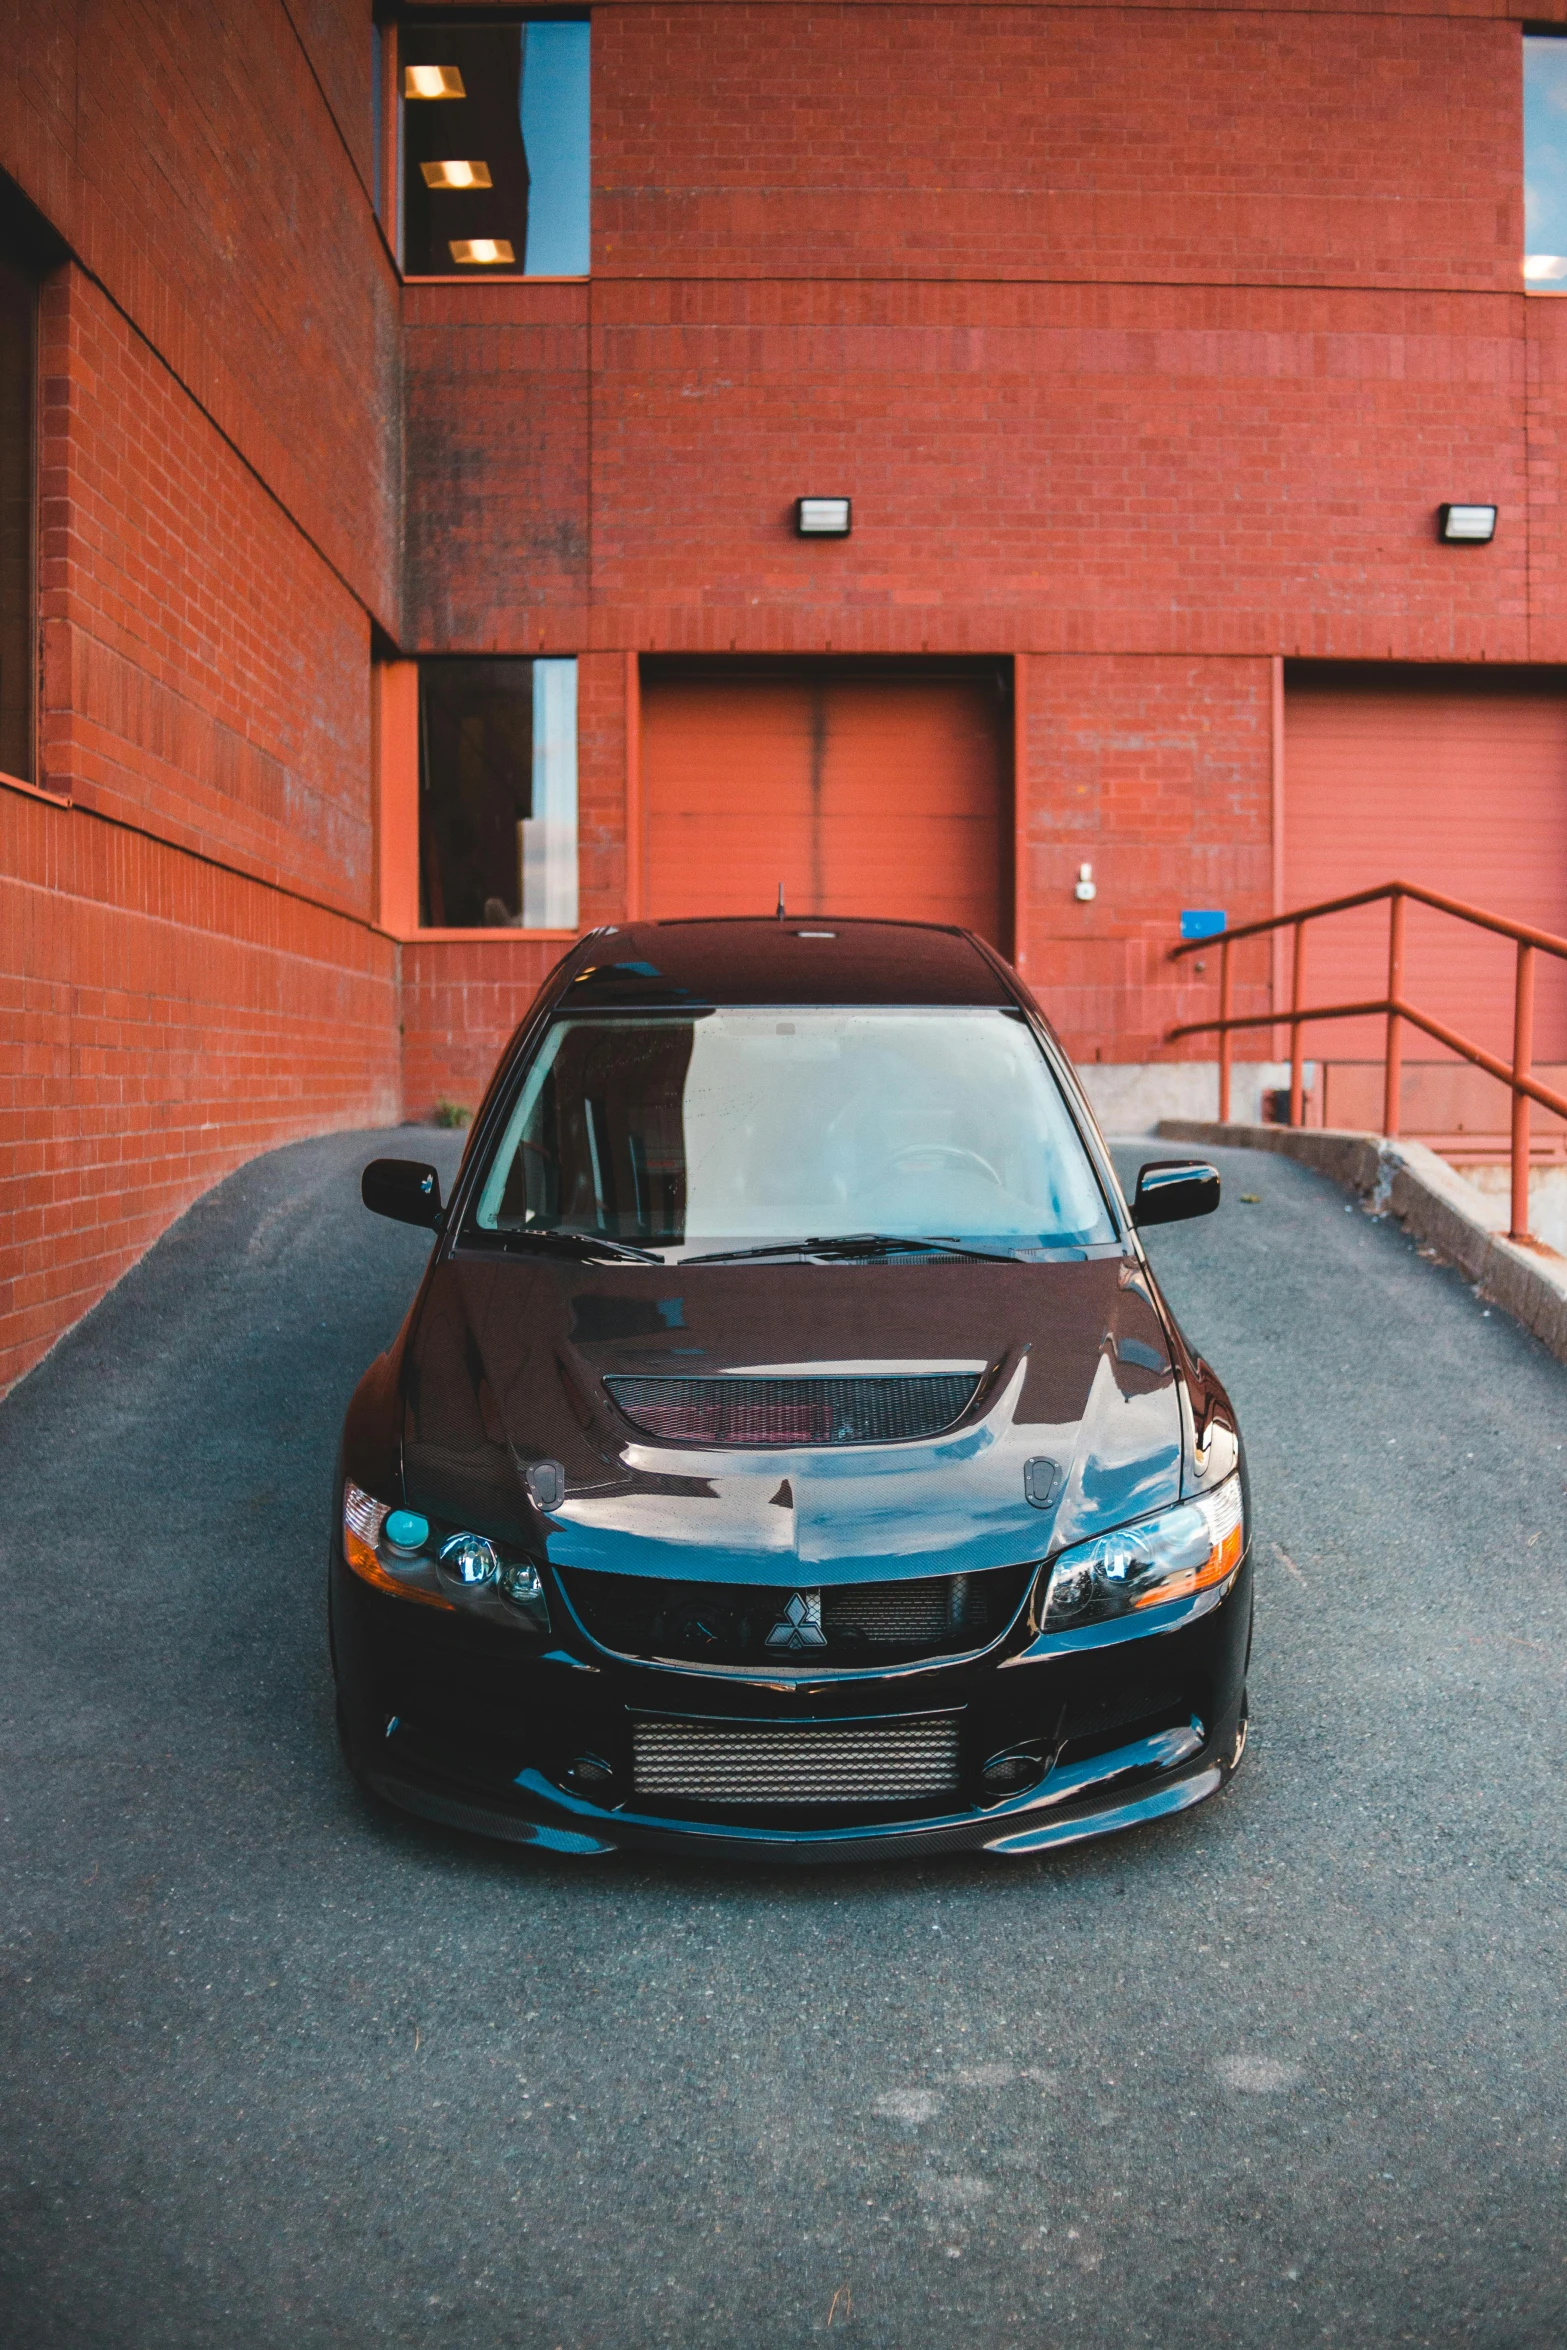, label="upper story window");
[400,16,589,277]
[1525,28,1567,287]
[0,217,37,787]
